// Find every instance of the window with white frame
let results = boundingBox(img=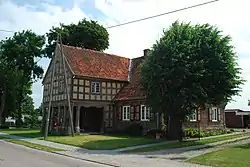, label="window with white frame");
[211,107,218,121]
[122,106,130,120]
[91,81,100,93]
[141,105,150,121]
[190,110,197,121]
